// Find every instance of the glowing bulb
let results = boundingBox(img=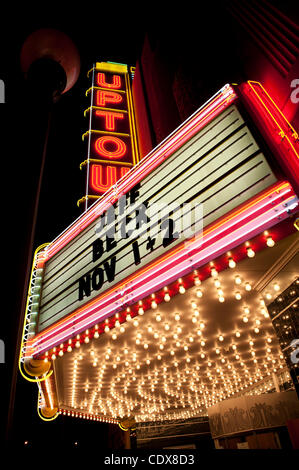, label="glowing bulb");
[245,282,252,291]
[214,279,221,288]
[174,313,180,321]
[273,283,280,292]
[194,276,201,286]
[228,257,236,268]
[156,313,162,322]
[218,296,225,303]
[151,300,157,309]
[196,289,203,298]
[219,335,224,342]
[266,236,275,247]
[243,316,249,323]
[164,287,170,302]
[235,291,242,300]
[235,331,241,338]
[235,275,242,285]
[210,267,218,277]
[138,307,144,315]
[179,284,186,294]
[246,247,255,258]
